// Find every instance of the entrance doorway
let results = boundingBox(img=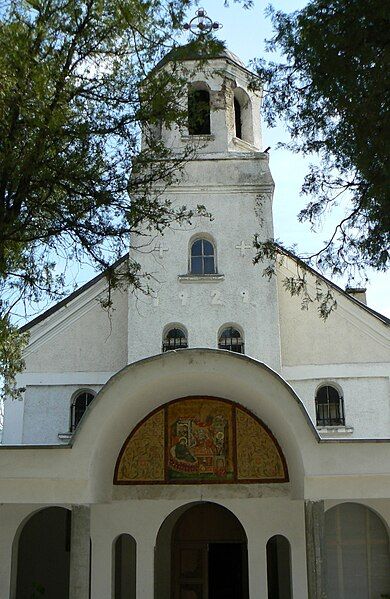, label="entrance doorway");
[171,503,249,599]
